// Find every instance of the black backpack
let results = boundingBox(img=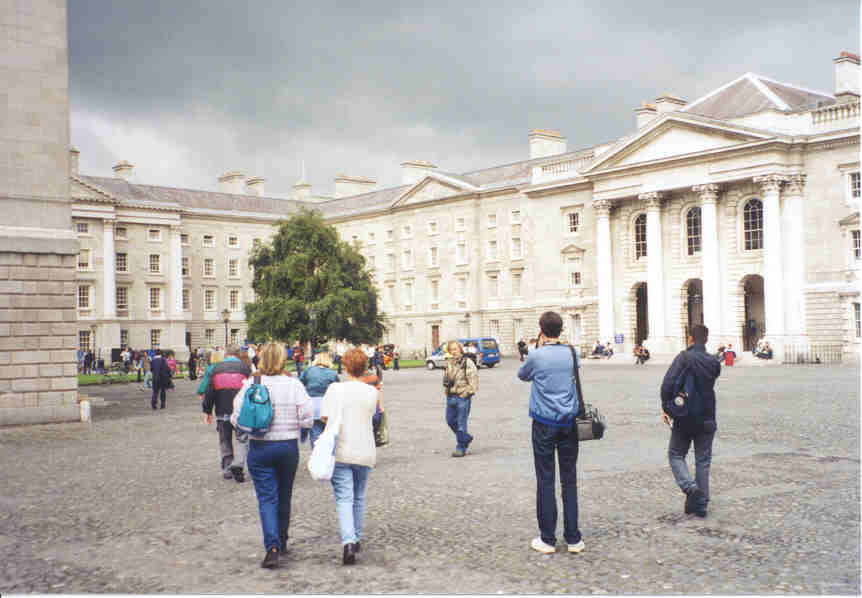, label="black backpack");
[666,352,704,419]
